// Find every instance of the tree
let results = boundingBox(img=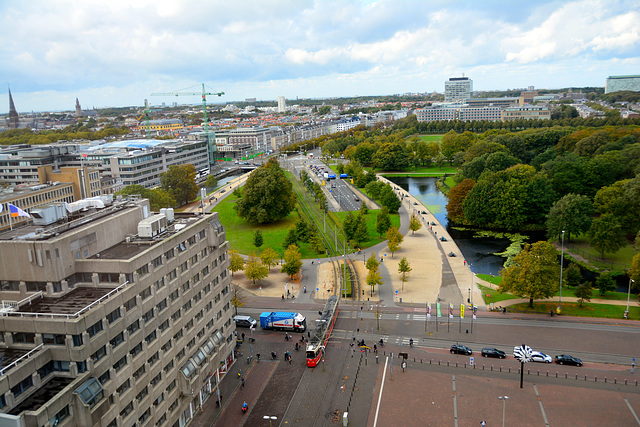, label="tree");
[253,230,264,251]
[260,247,279,271]
[546,194,594,241]
[204,174,218,189]
[366,268,383,297]
[234,158,296,223]
[281,244,303,279]
[386,226,403,257]
[630,253,640,291]
[160,164,199,206]
[283,228,298,250]
[117,184,176,210]
[352,213,369,247]
[574,282,593,307]
[398,257,412,291]
[564,264,582,288]
[308,232,325,254]
[231,284,245,316]
[229,249,244,276]
[371,142,409,170]
[366,252,380,271]
[343,211,356,241]
[446,179,475,224]
[595,272,616,296]
[244,254,269,285]
[499,241,560,308]
[376,207,392,237]
[588,213,626,259]
[409,215,422,235]
[359,201,368,216]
